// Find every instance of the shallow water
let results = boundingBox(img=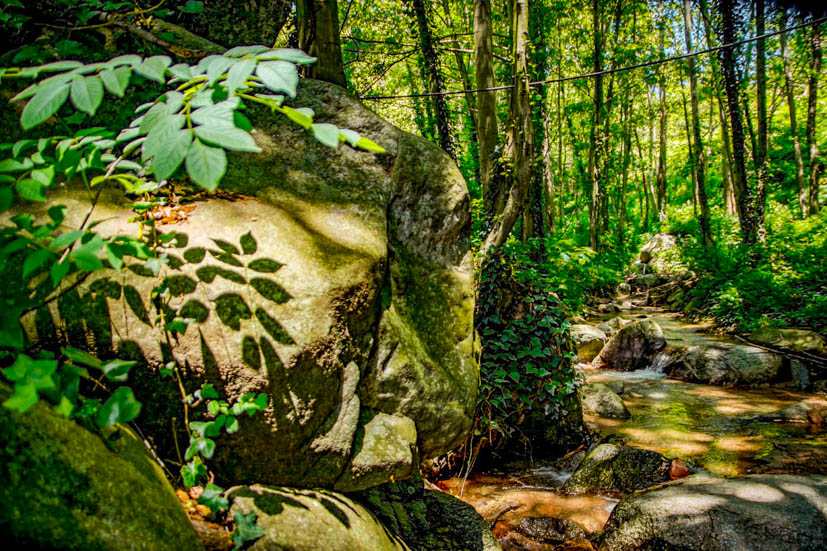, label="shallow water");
[583,309,827,476]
